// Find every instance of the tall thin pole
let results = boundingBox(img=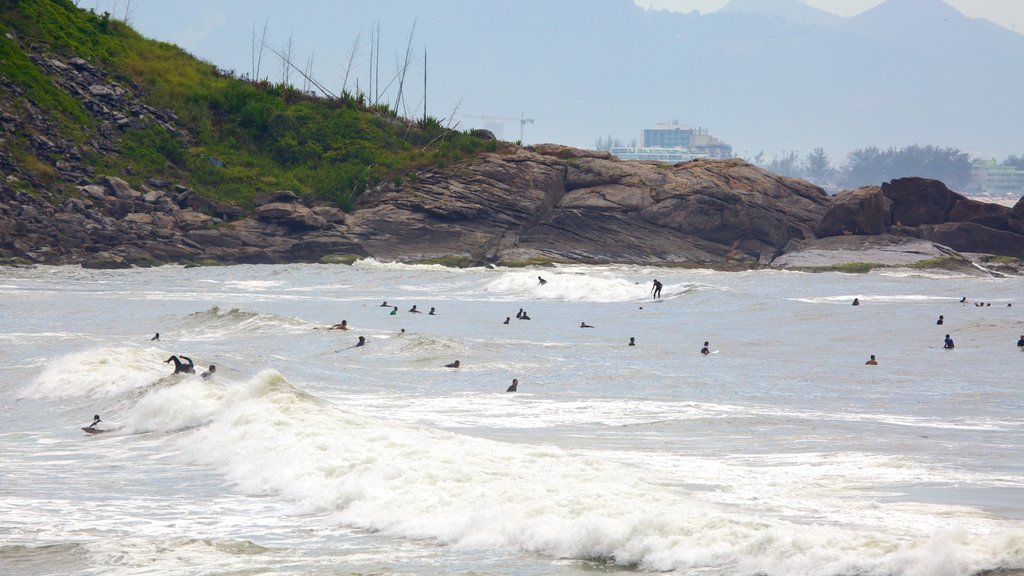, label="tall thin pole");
[423,48,427,123]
